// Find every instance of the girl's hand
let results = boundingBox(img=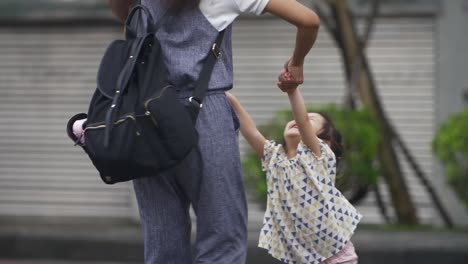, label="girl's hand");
[277,60,304,93]
[225,91,236,105]
[225,91,266,159]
